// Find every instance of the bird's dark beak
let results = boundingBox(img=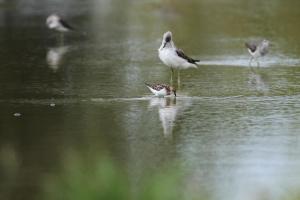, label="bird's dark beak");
[163,42,167,48]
